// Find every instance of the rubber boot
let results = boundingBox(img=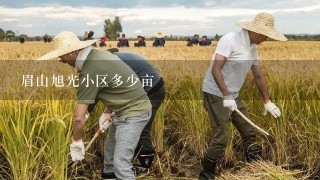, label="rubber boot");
[101,172,117,180]
[245,147,262,162]
[132,154,154,175]
[199,155,217,180]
